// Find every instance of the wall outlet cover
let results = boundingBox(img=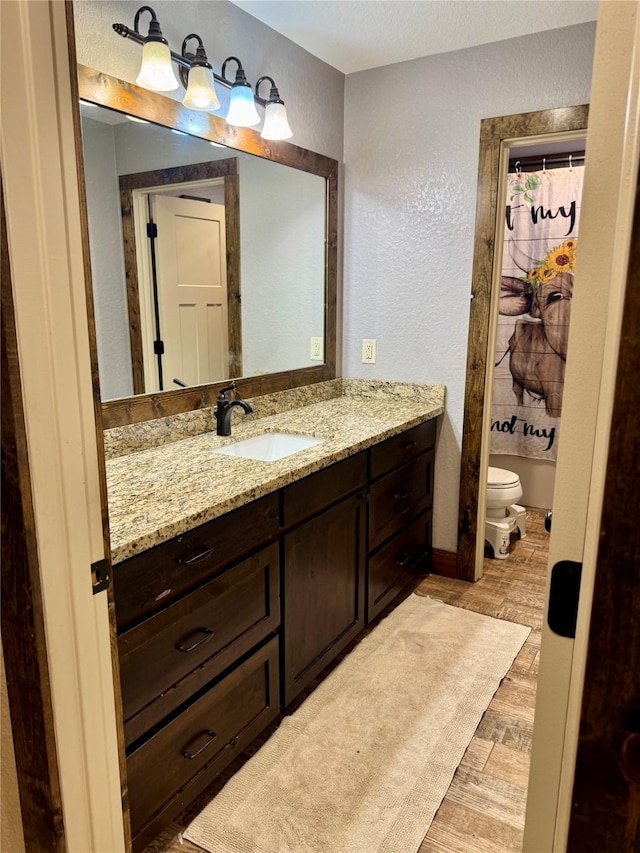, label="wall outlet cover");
[362,339,377,364]
[310,337,324,361]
